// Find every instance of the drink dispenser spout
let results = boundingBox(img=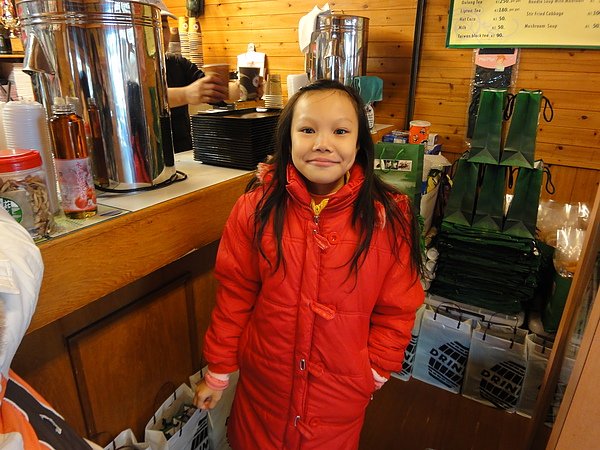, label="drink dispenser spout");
[23,32,55,75]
